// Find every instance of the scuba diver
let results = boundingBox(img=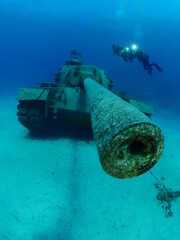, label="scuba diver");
[112,44,163,75]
